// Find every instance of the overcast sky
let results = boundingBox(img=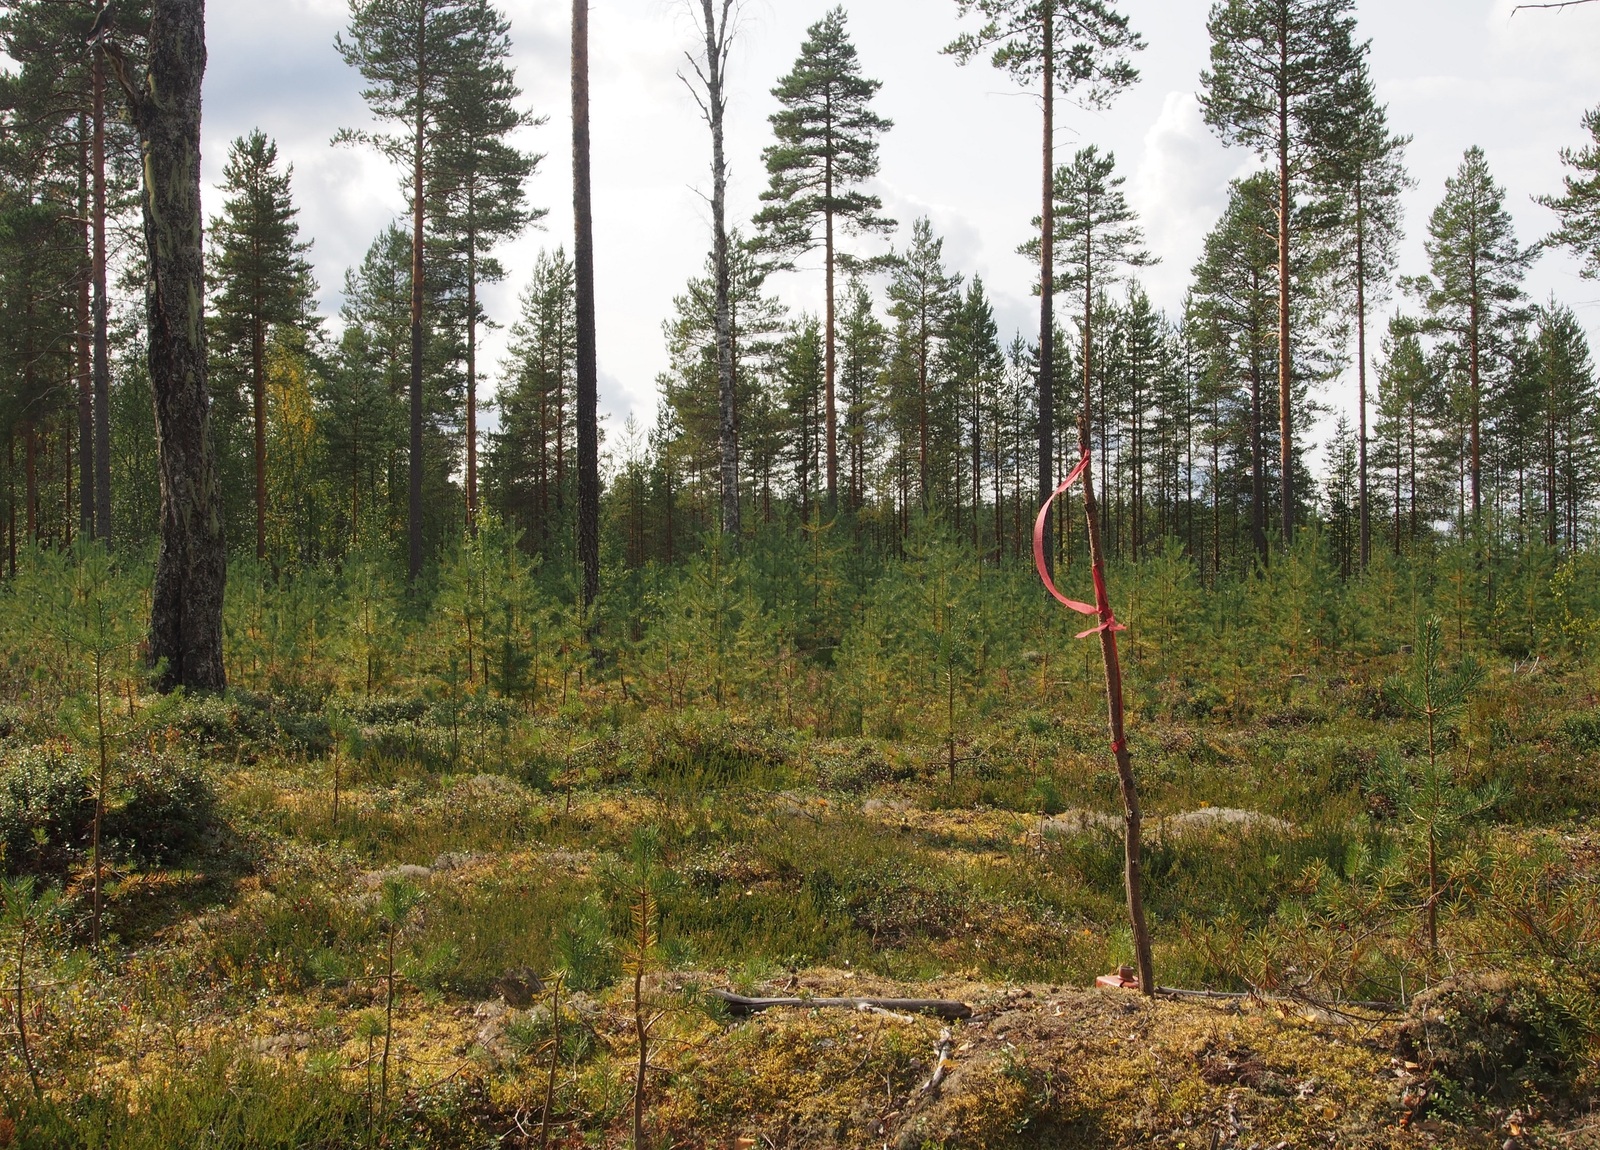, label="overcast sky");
[202,0,1600,466]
